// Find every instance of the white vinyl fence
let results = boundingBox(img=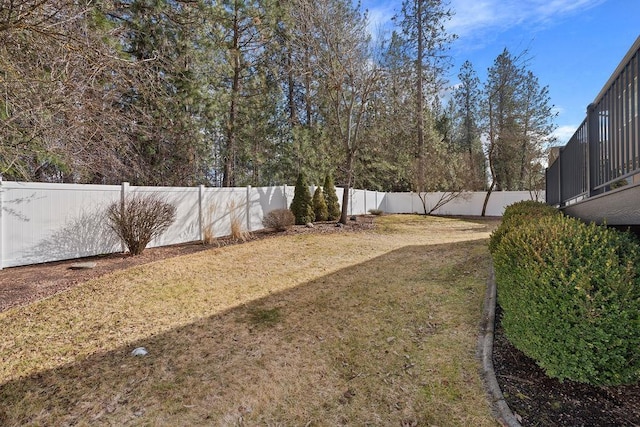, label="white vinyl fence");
[0,180,541,268]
